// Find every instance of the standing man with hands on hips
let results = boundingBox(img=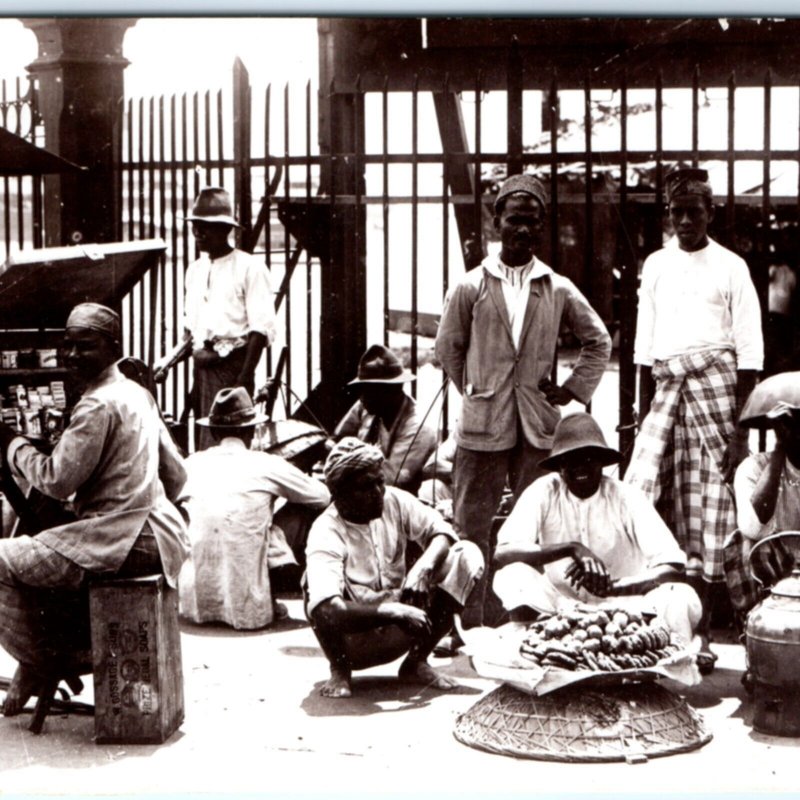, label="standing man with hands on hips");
[435,173,612,629]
